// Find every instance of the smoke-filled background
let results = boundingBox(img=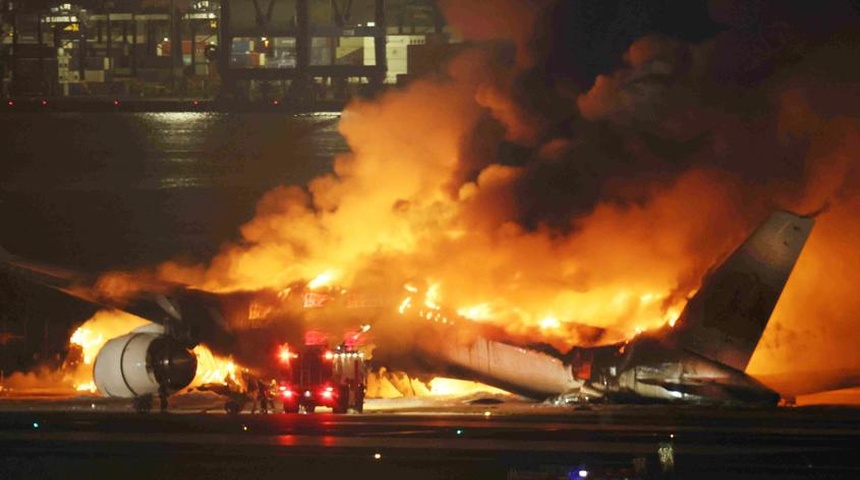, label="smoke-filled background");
[90,0,860,396]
